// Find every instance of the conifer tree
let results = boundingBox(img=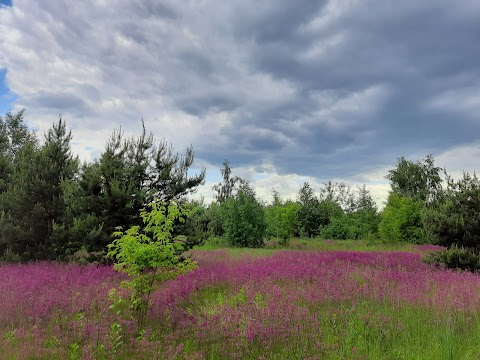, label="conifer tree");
[63,123,205,255]
[0,117,77,259]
